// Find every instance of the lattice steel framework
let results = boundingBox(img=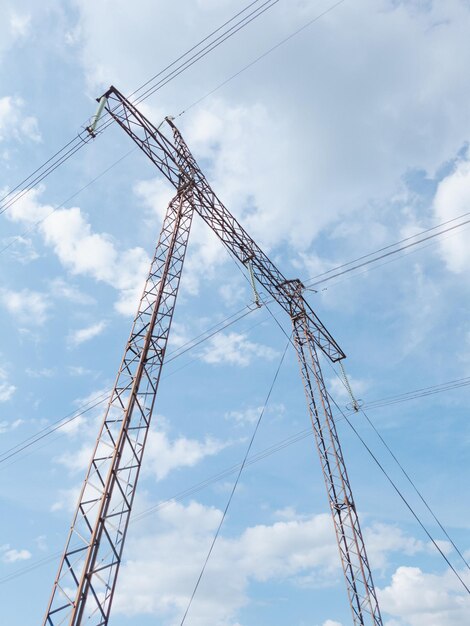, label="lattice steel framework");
[43,85,383,626]
[290,290,382,625]
[43,183,195,625]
